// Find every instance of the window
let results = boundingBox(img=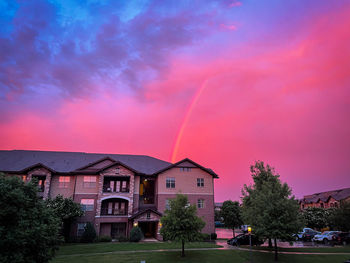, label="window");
[197,199,205,209]
[121,181,128,192]
[165,199,171,210]
[77,223,86,236]
[32,175,46,192]
[166,178,175,188]
[59,176,70,188]
[81,199,94,211]
[83,176,96,188]
[22,175,27,182]
[147,212,151,219]
[197,178,204,187]
[180,167,191,172]
[103,200,128,215]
